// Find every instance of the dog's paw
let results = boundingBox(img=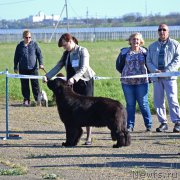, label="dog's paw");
[113,144,122,148]
[62,142,75,147]
[62,142,67,146]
